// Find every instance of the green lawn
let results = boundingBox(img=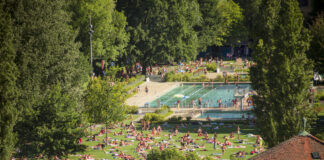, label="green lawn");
[68,116,260,160]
